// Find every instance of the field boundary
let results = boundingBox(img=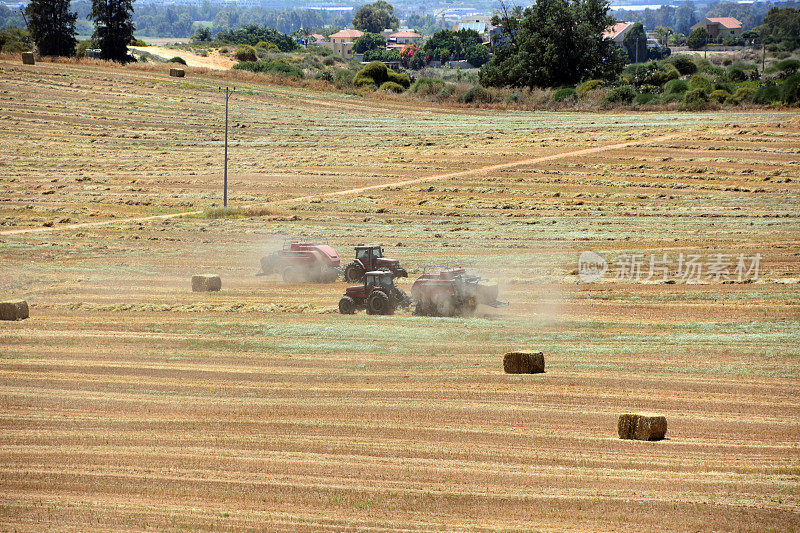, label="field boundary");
[1,132,681,236]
